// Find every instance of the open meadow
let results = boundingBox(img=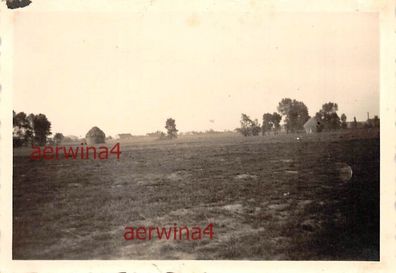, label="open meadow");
[13,129,379,260]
